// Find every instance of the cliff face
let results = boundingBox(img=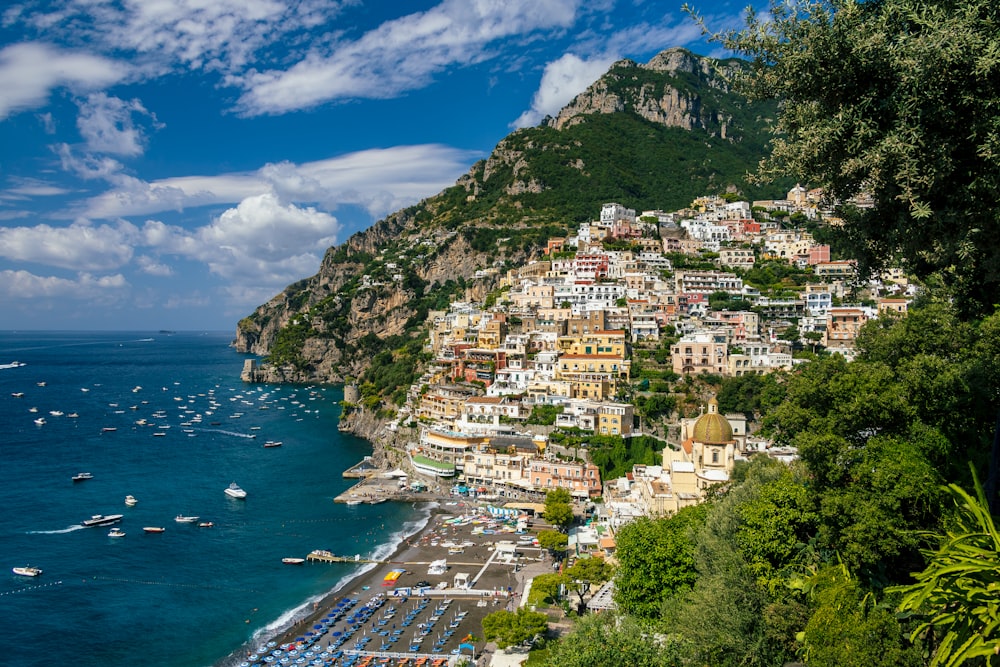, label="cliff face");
[547,47,745,138]
[234,47,772,387]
